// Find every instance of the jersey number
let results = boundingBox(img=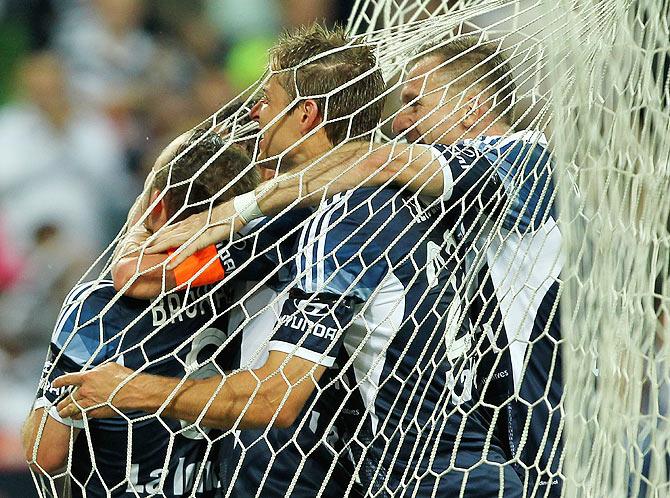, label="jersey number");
[180,327,228,440]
